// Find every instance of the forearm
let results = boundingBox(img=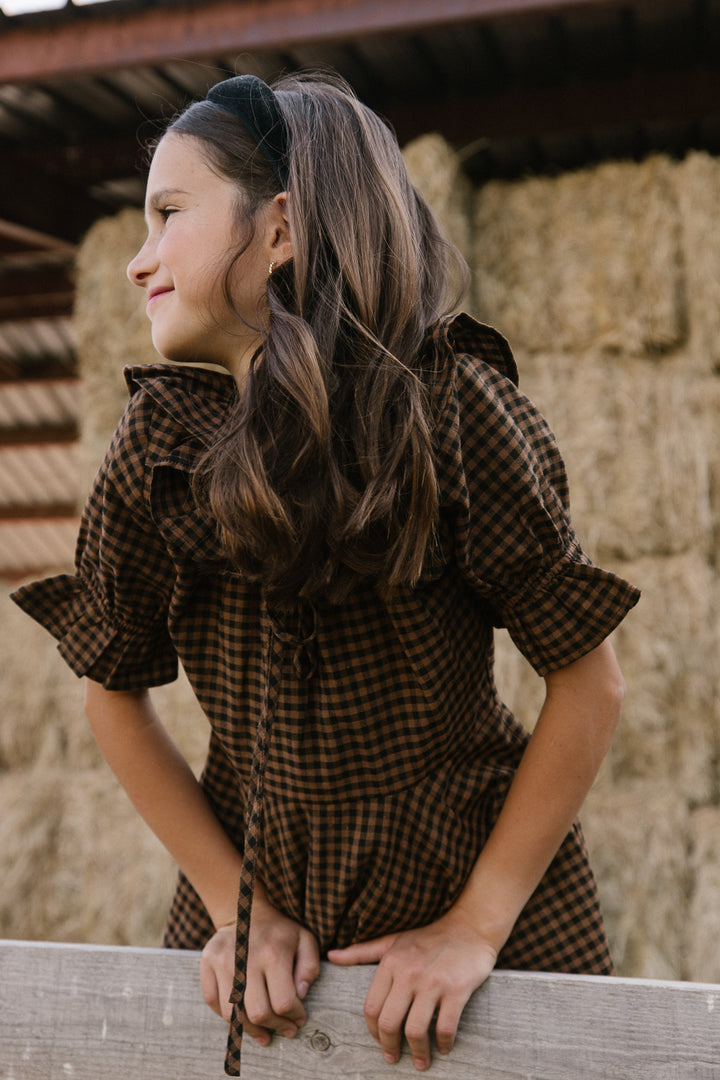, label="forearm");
[451,638,625,951]
[84,679,242,929]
